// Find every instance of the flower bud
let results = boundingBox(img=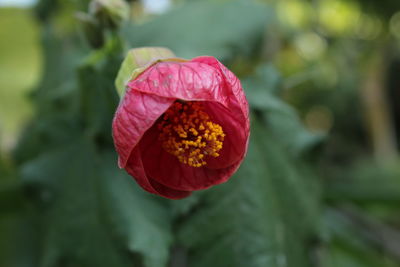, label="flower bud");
[112,48,250,199]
